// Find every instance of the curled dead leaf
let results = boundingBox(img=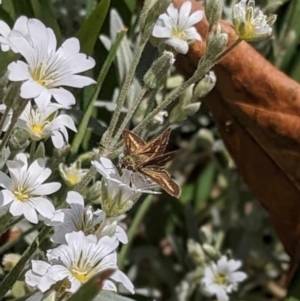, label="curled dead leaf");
[173,0,300,275]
